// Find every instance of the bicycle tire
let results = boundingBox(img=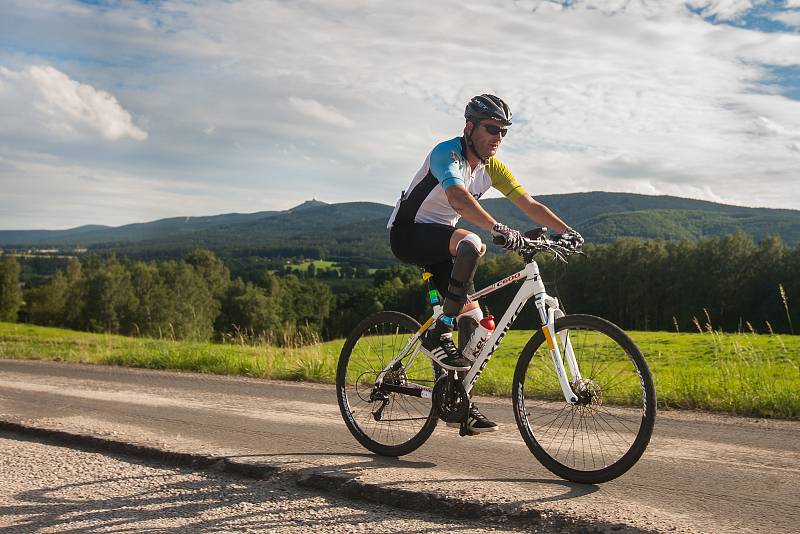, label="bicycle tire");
[336,311,439,456]
[512,314,656,483]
